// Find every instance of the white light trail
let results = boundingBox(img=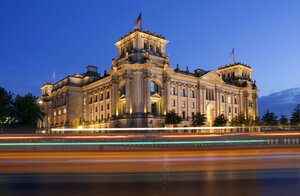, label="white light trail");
[51,127,234,132]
